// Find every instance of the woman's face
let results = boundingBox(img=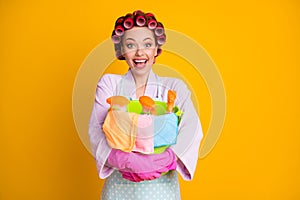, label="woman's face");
[121,27,158,77]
